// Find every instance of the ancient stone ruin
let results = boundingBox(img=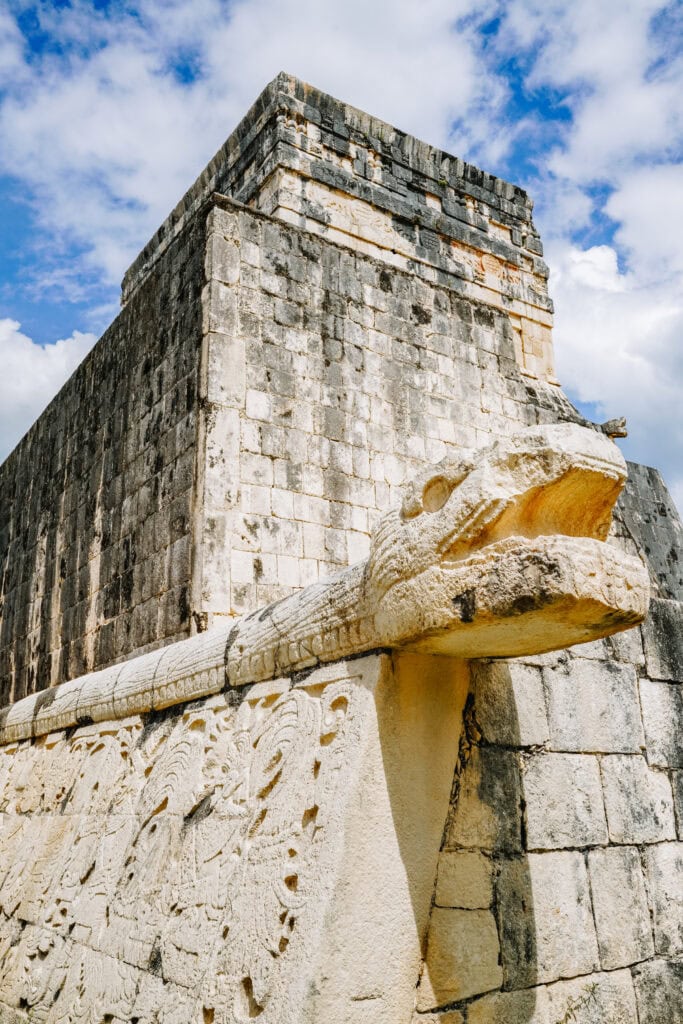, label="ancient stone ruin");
[0,74,681,1023]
